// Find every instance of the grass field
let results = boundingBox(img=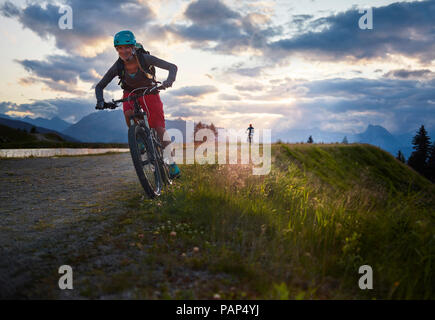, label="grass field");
[104,142,434,299]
